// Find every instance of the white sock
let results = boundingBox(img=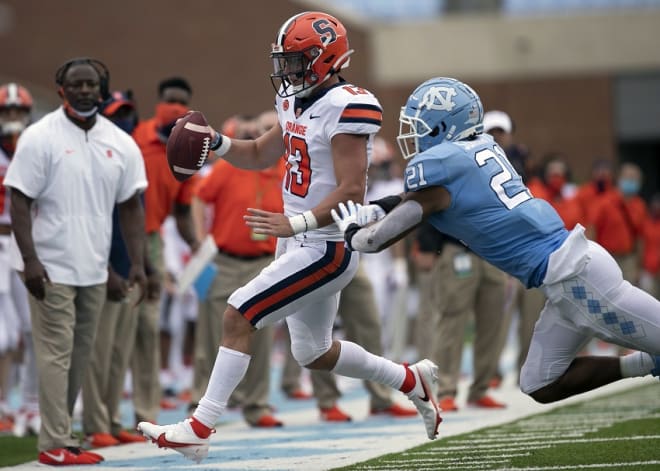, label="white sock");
[620,352,655,377]
[193,346,251,428]
[331,340,406,389]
